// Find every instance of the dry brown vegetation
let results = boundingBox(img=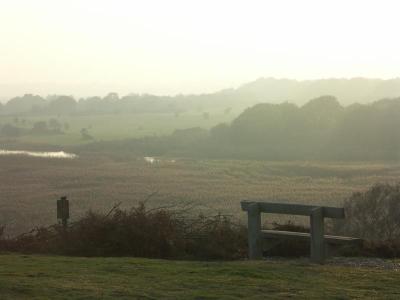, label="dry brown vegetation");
[1,154,400,235]
[0,202,247,260]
